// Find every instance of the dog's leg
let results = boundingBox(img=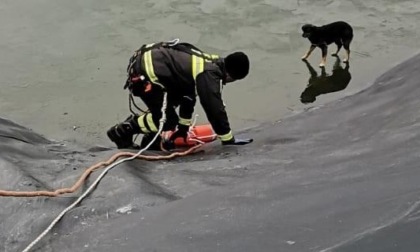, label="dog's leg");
[332,41,342,56]
[320,44,328,67]
[302,45,316,60]
[343,39,351,62]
